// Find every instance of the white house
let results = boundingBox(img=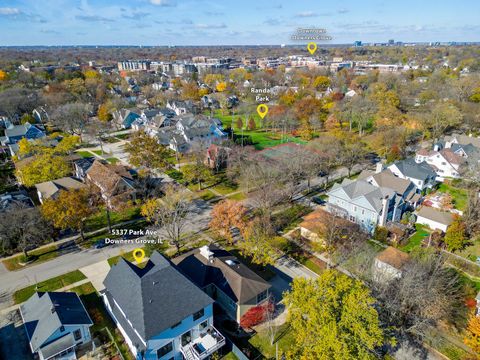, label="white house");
[416,206,454,232]
[20,292,93,360]
[415,148,465,180]
[388,158,437,191]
